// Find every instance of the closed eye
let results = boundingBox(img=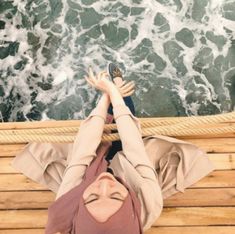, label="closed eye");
[84,193,124,205]
[84,198,97,205]
[112,197,124,201]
